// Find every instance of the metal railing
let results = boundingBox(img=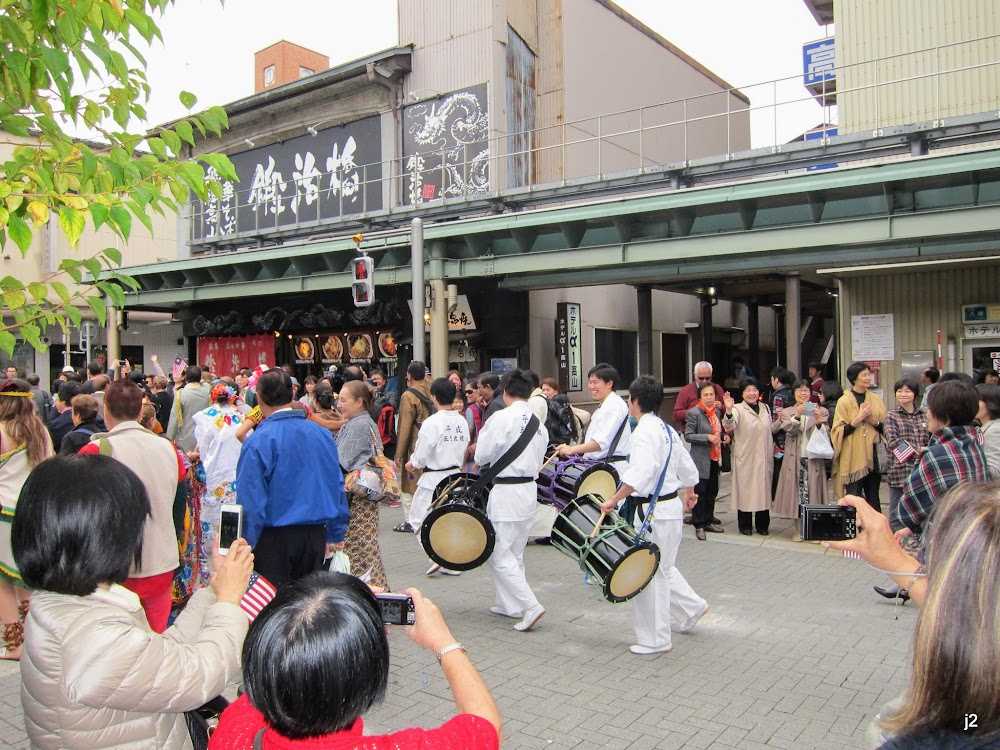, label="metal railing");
[191,34,1000,247]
